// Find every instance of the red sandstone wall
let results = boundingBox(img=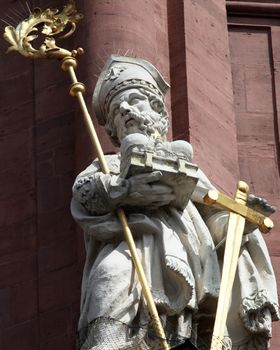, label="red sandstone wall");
[0,1,79,348]
[0,0,279,349]
[227,7,280,348]
[183,0,240,194]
